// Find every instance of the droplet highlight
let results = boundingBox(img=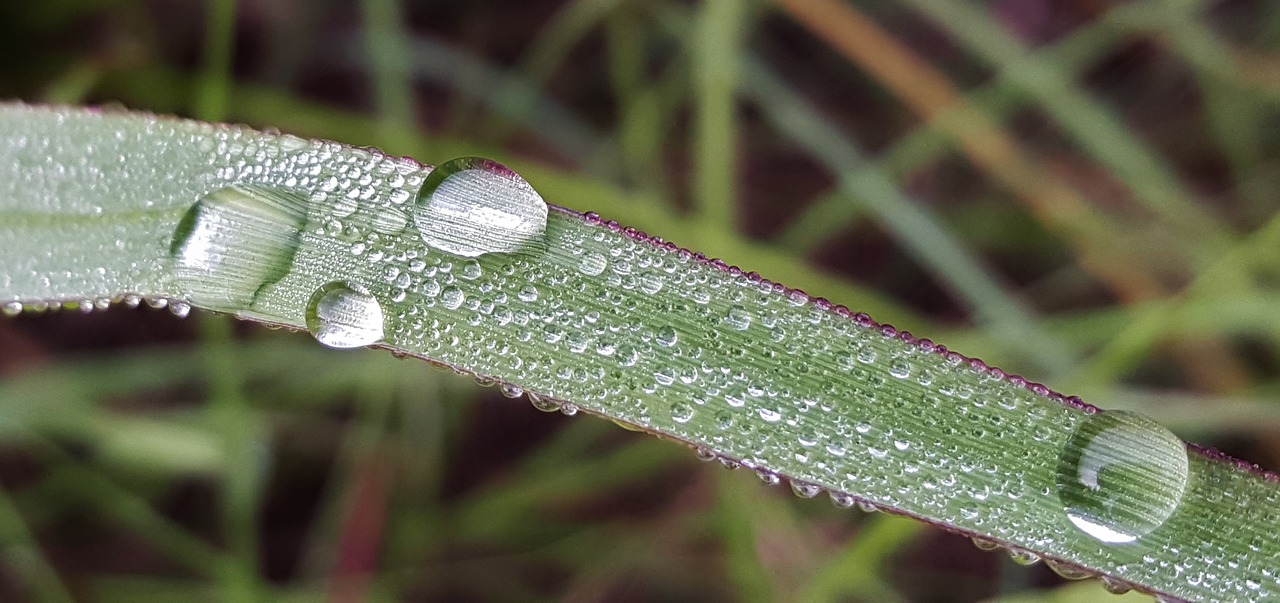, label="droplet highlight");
[1056,410,1189,544]
[412,157,548,258]
[304,281,385,349]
